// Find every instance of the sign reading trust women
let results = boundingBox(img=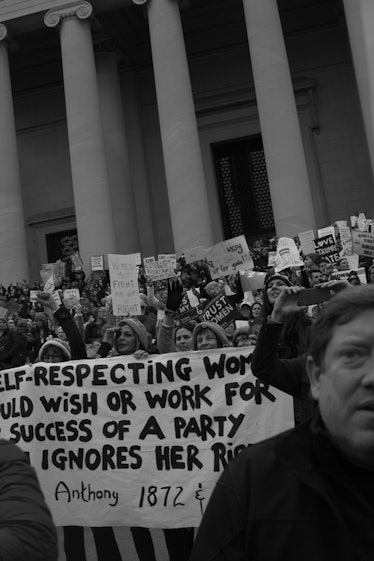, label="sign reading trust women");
[0,349,293,528]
